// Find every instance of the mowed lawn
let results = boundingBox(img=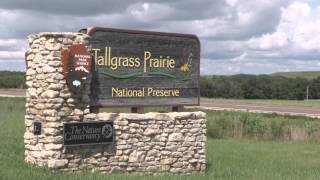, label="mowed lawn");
[1,97,320,180]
